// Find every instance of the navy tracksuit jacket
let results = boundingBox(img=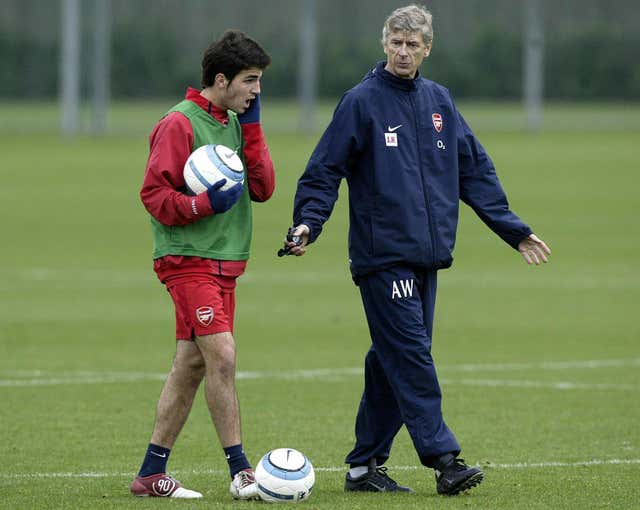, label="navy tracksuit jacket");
[293,62,532,467]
